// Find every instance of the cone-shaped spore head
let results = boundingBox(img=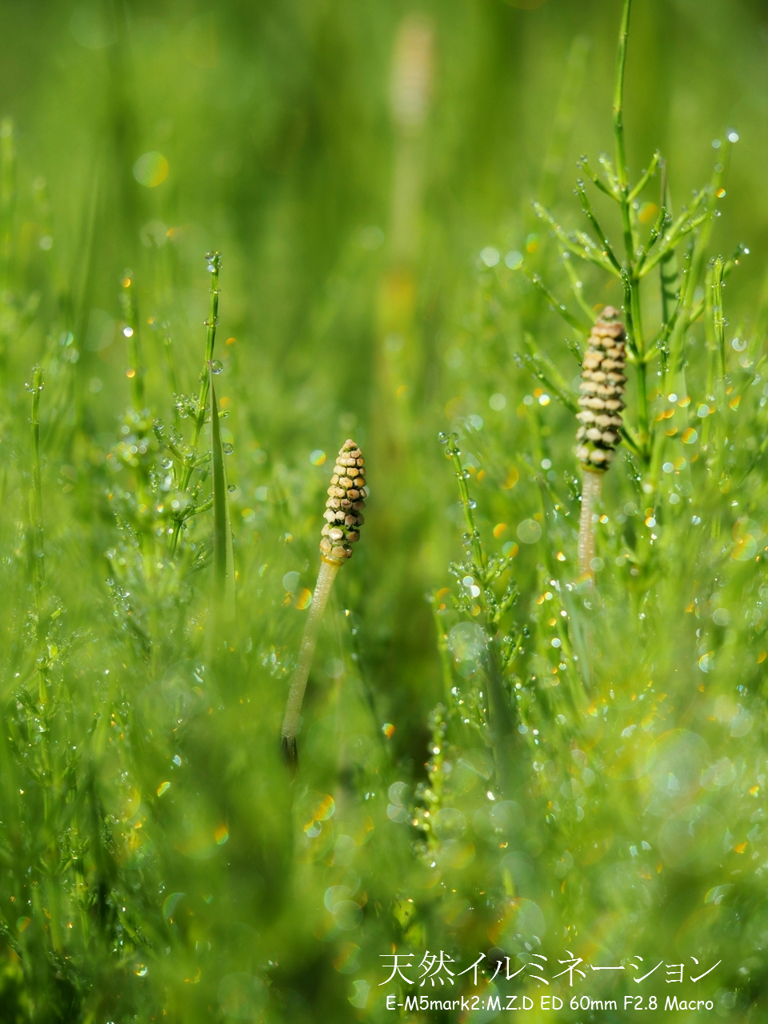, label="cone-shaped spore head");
[575,306,627,471]
[319,439,366,564]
